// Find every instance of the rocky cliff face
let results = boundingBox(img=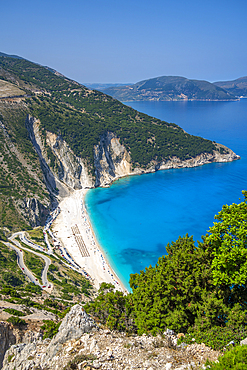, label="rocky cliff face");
[2,305,220,370]
[94,132,132,187]
[0,321,43,369]
[16,197,49,228]
[26,115,94,197]
[0,322,16,369]
[26,115,240,193]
